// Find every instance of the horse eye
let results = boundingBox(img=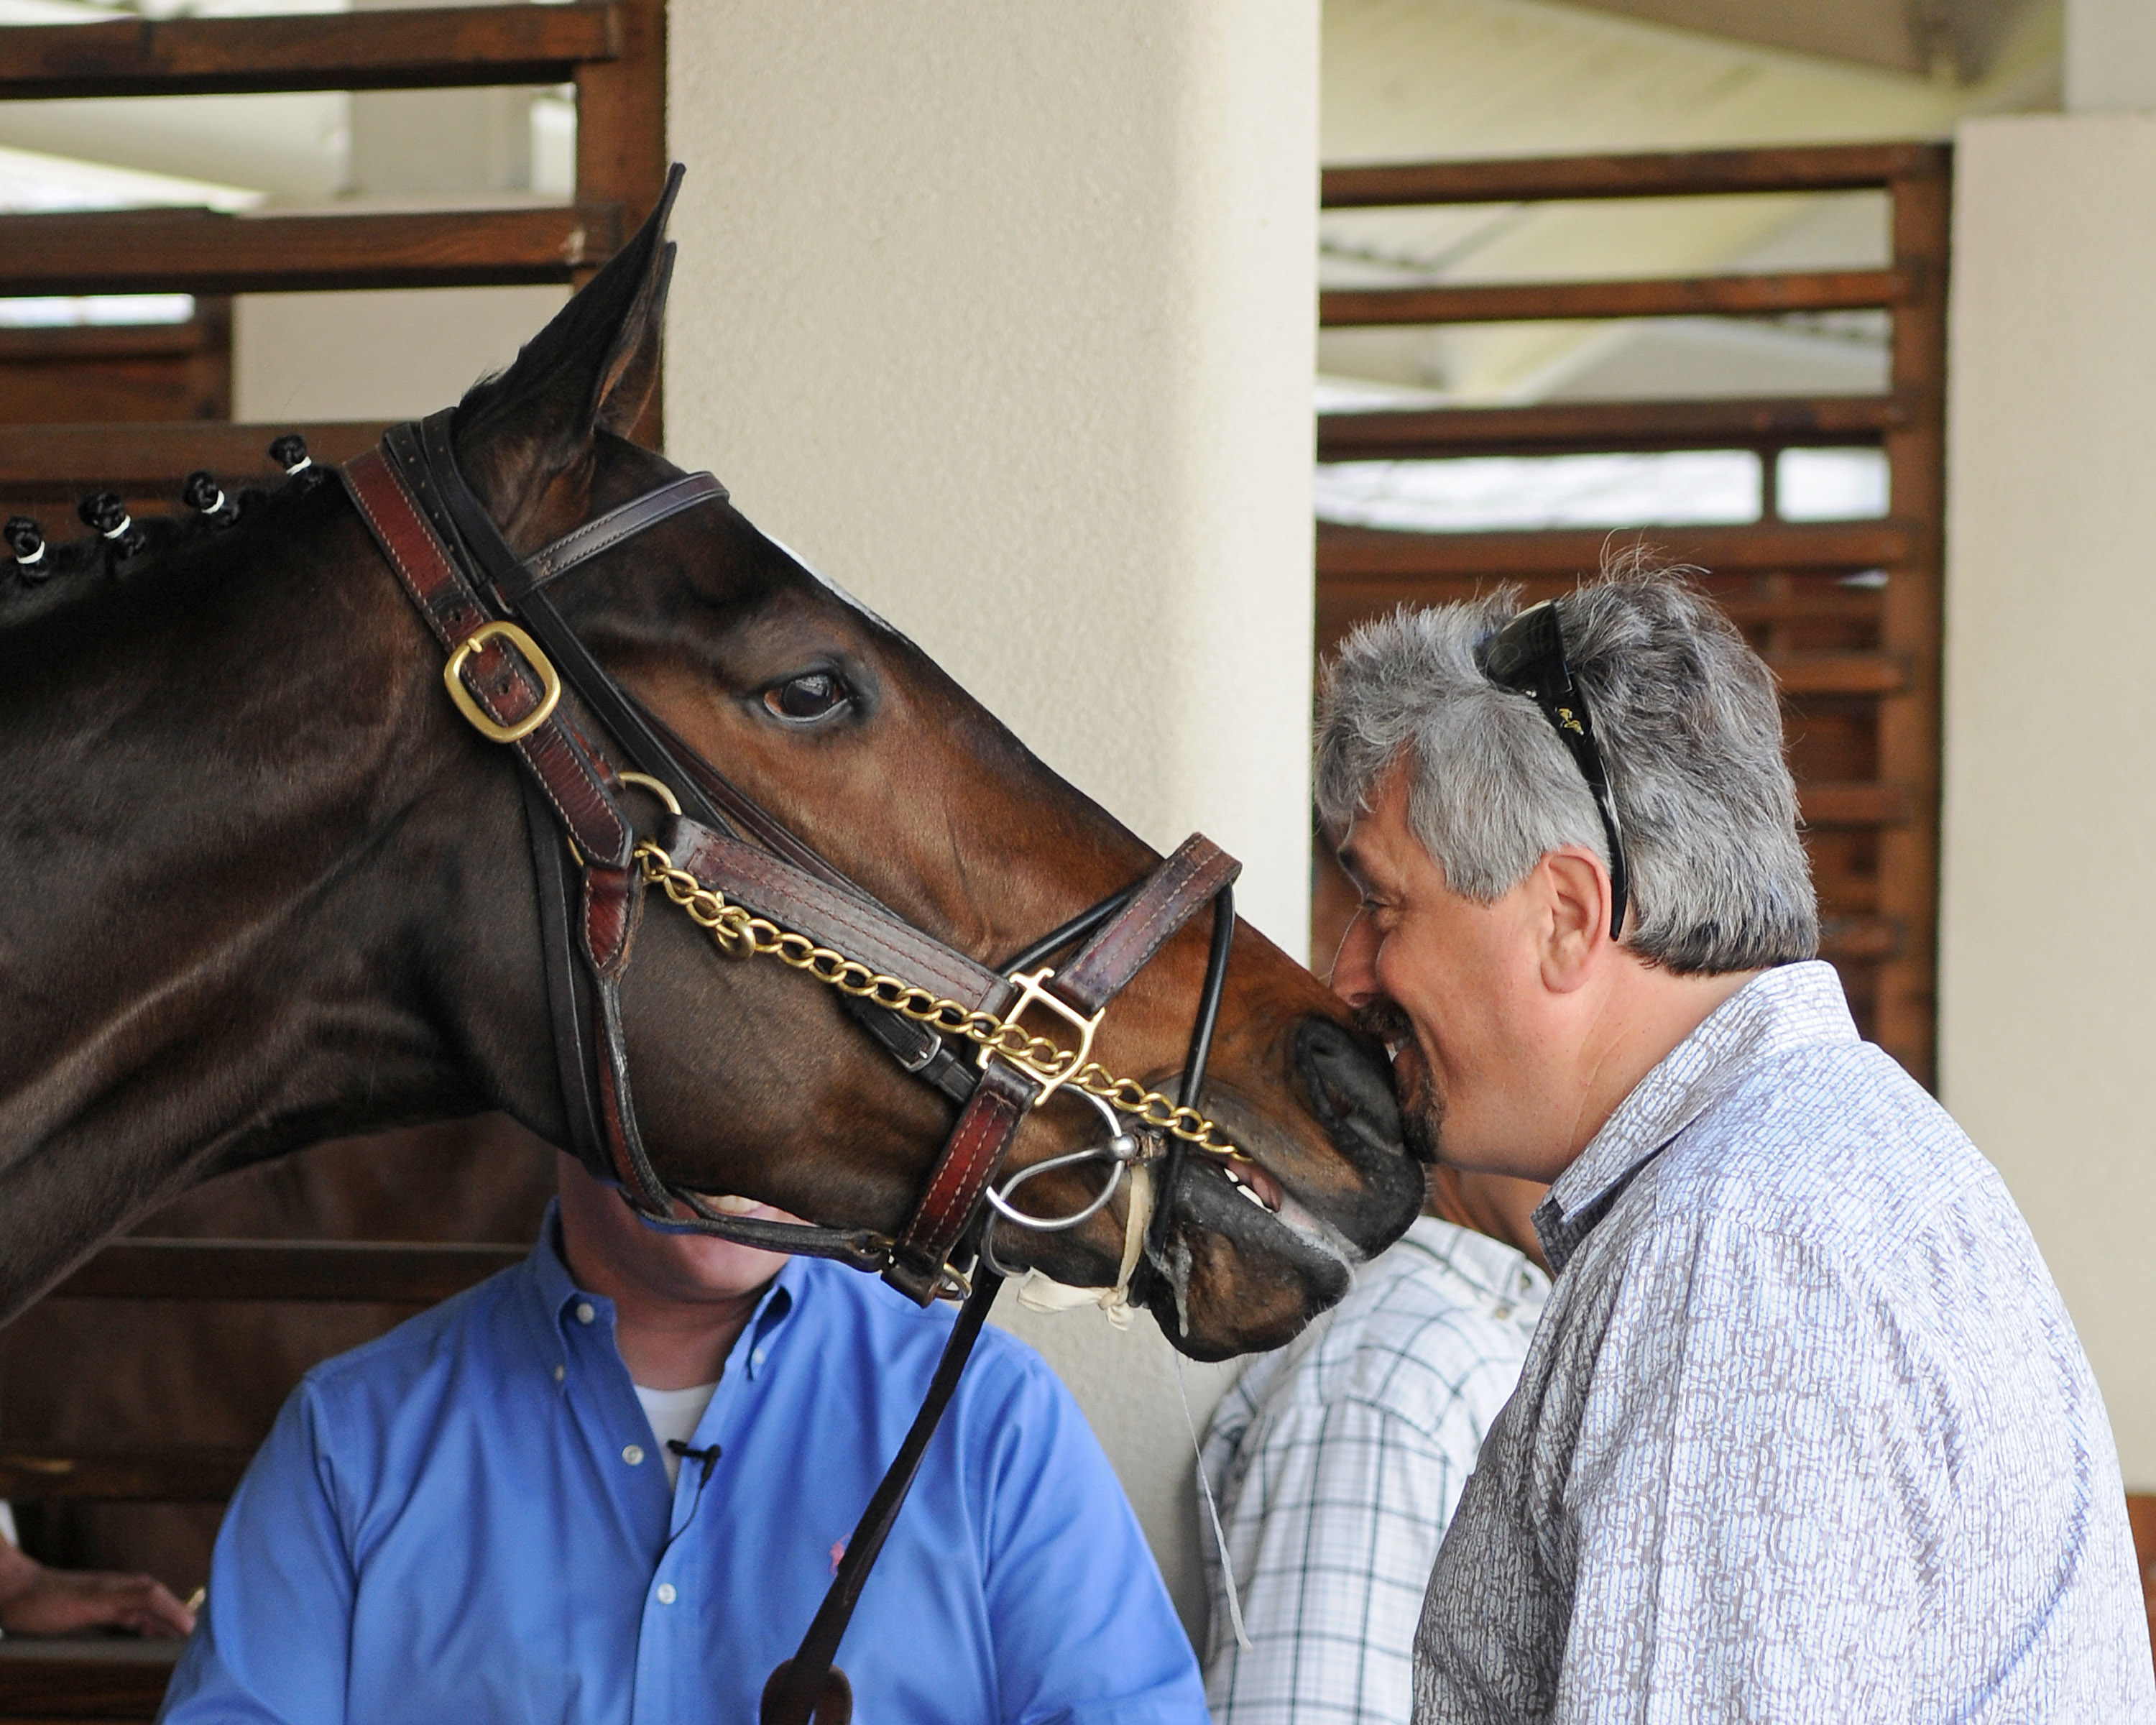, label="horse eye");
[765,671,847,722]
